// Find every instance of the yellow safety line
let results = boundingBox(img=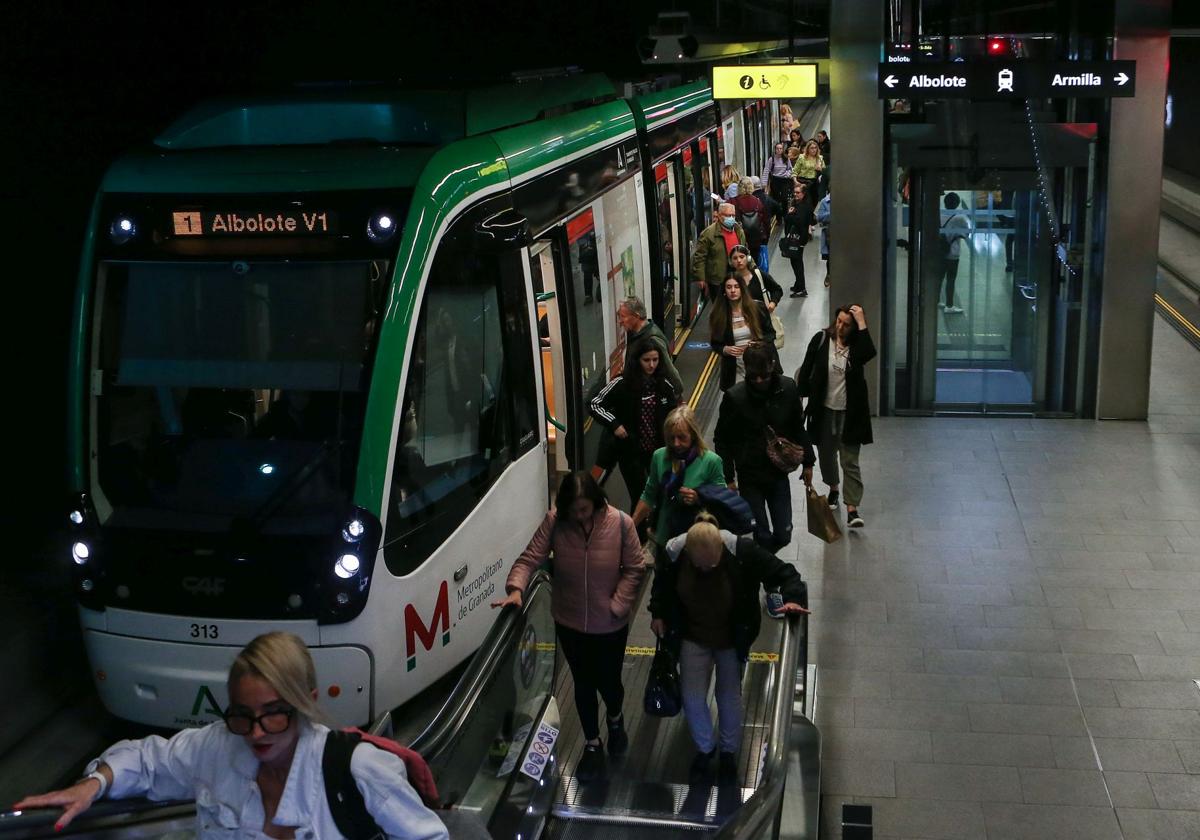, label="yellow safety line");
[535,641,777,662]
[688,353,719,410]
[1156,293,1200,340]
